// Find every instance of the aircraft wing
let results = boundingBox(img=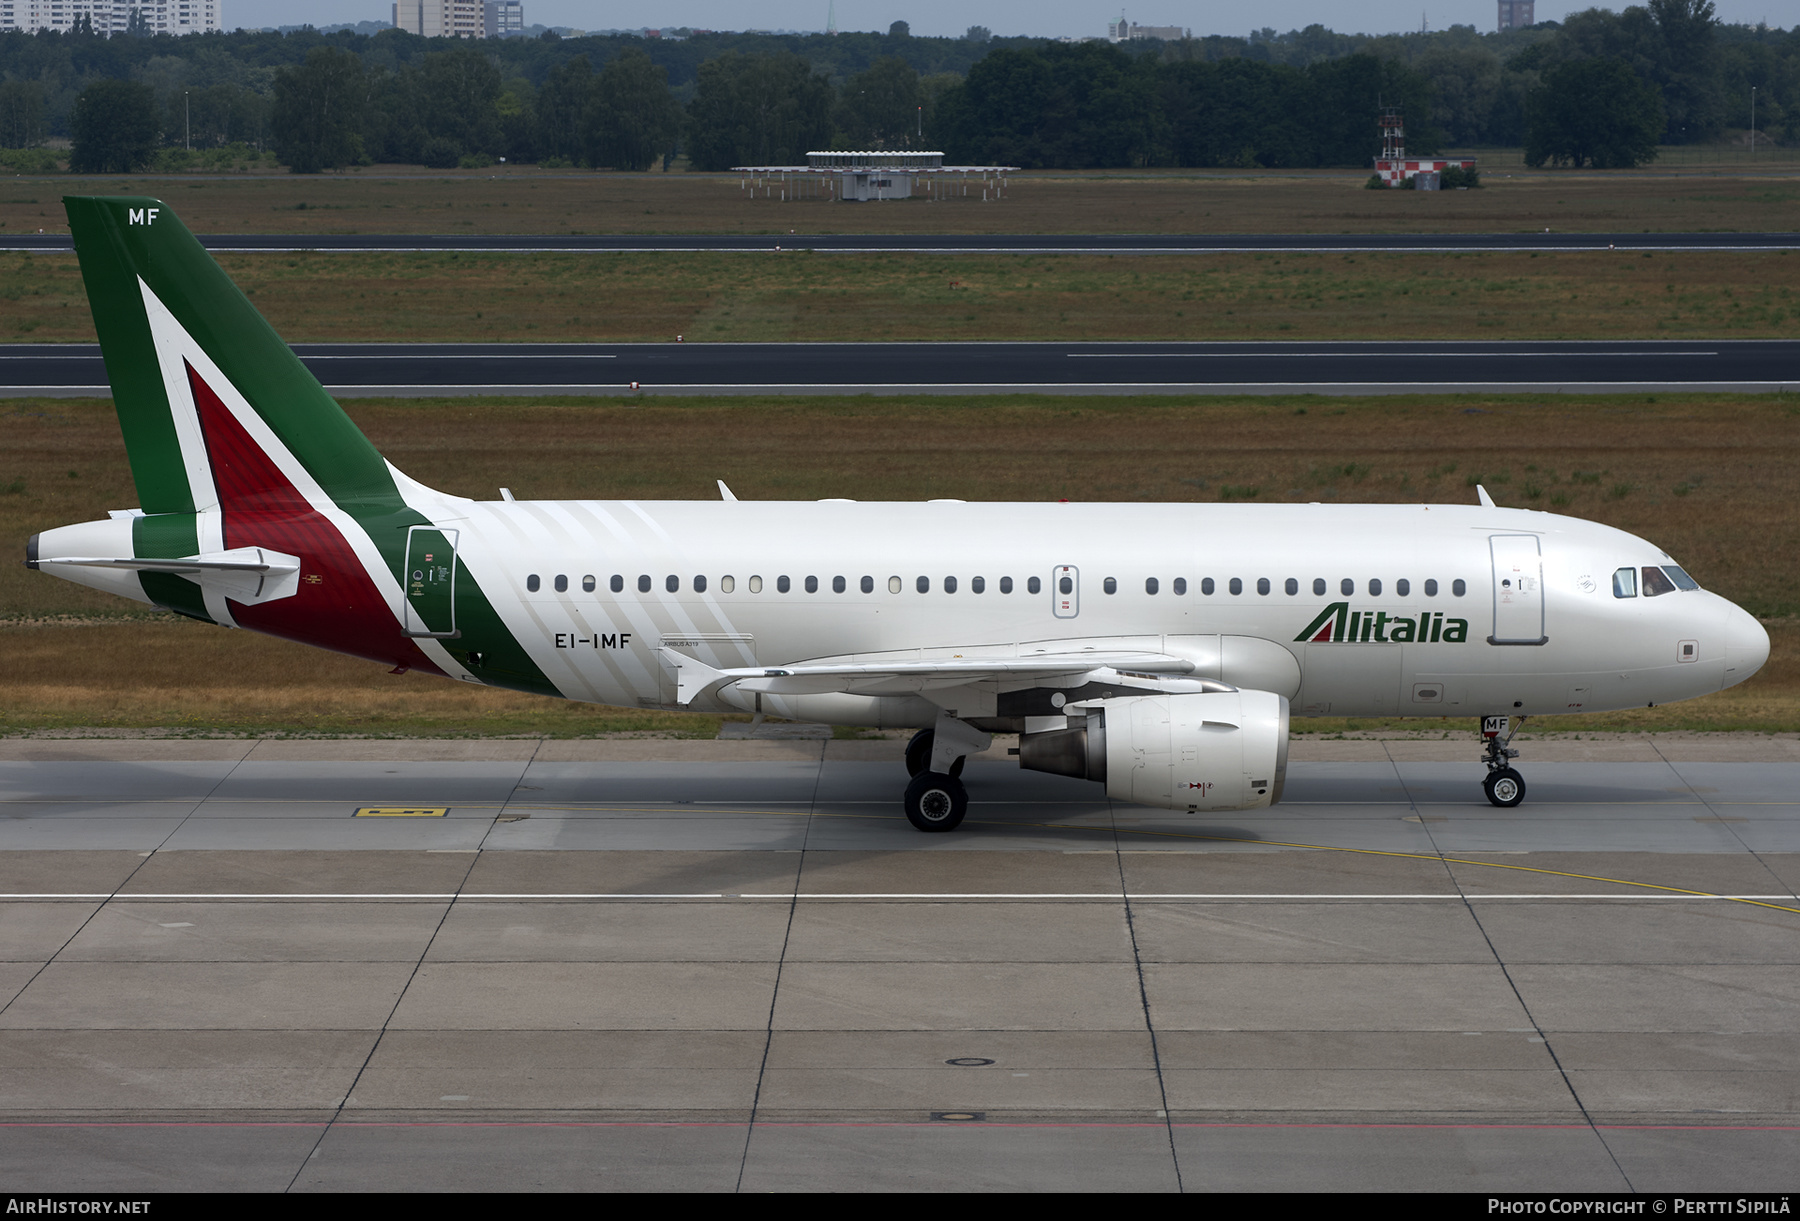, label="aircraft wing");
[656,647,1212,706]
